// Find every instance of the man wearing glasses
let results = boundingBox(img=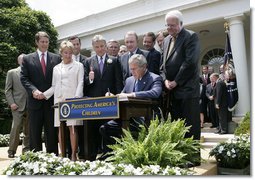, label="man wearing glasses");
[160,10,201,141]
